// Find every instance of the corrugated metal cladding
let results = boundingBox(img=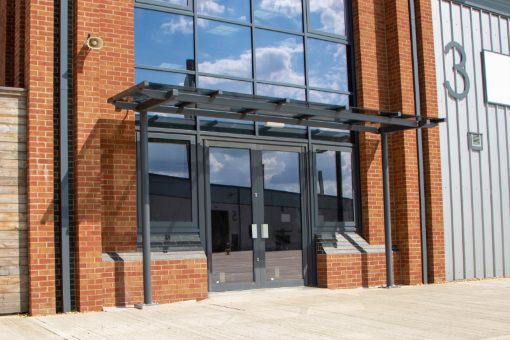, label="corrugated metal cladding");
[433,0,510,281]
